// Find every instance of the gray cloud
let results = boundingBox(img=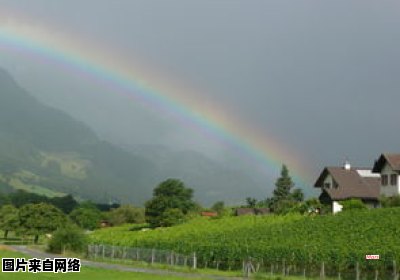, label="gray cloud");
[1,0,400,190]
